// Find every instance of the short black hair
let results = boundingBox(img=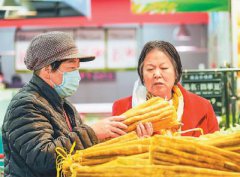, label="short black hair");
[137,40,182,85]
[34,59,68,75]
[50,59,68,72]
